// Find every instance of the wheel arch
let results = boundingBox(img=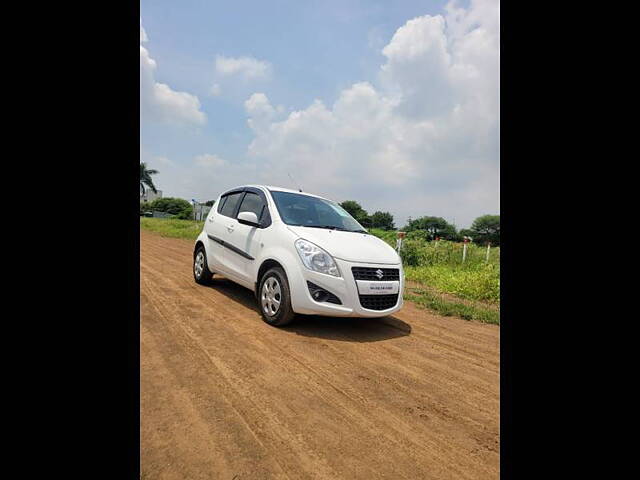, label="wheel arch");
[255,258,286,298]
[194,240,205,257]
